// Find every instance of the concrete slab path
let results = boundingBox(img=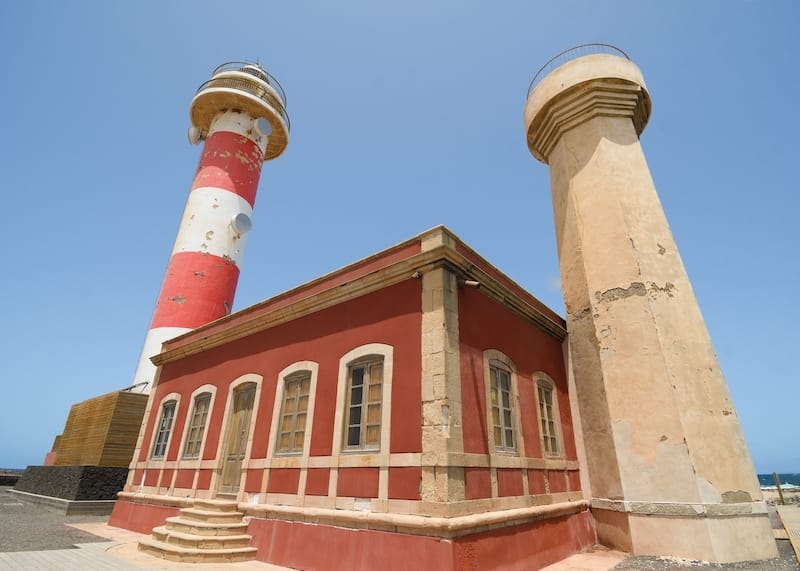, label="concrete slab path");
[0,522,288,570]
[778,506,800,563]
[541,549,626,571]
